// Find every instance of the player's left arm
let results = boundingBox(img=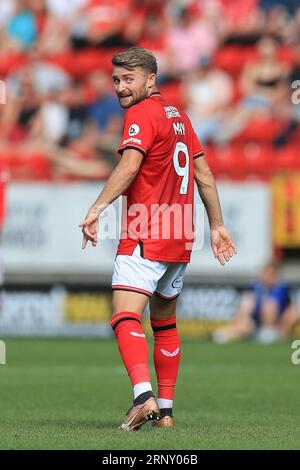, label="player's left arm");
[194,155,237,266]
[80,148,143,249]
